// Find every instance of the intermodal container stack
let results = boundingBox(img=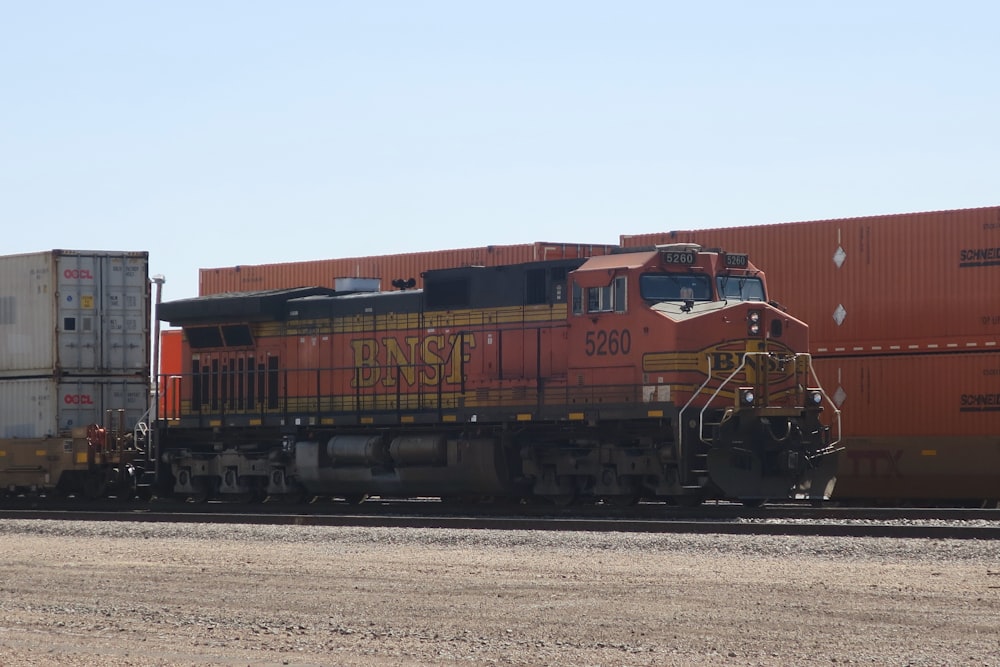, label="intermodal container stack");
[0,250,151,438]
[621,206,1000,502]
[199,242,617,295]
